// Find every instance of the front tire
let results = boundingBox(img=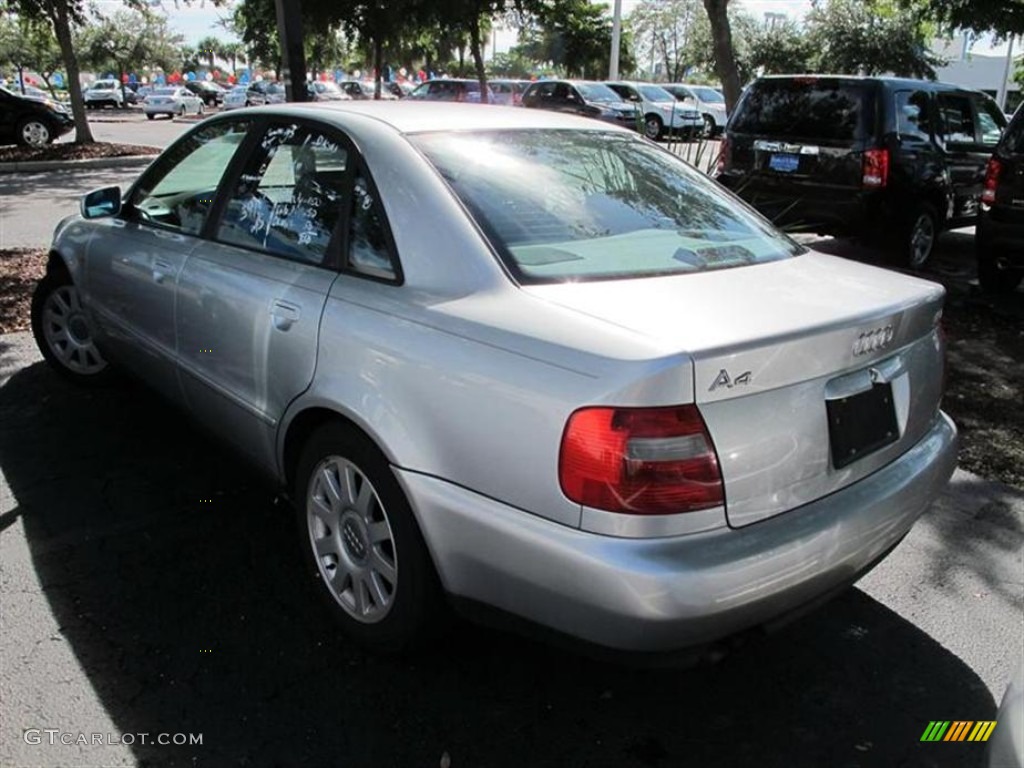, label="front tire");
[17,118,51,147]
[145,112,155,120]
[31,273,113,385]
[644,114,664,141]
[294,423,443,652]
[702,115,715,138]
